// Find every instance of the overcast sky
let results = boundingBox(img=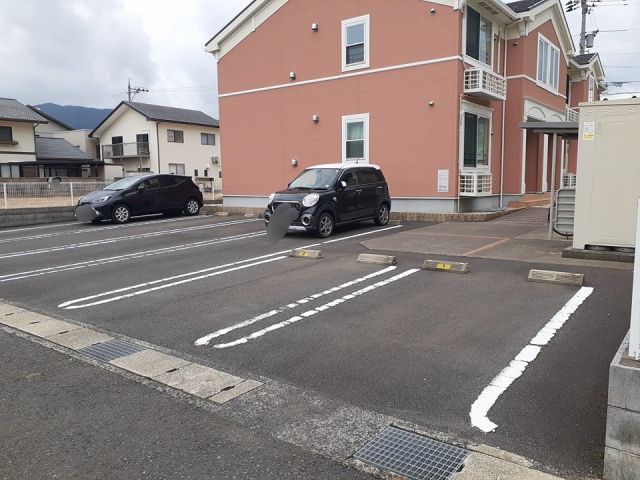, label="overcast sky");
[0,0,638,119]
